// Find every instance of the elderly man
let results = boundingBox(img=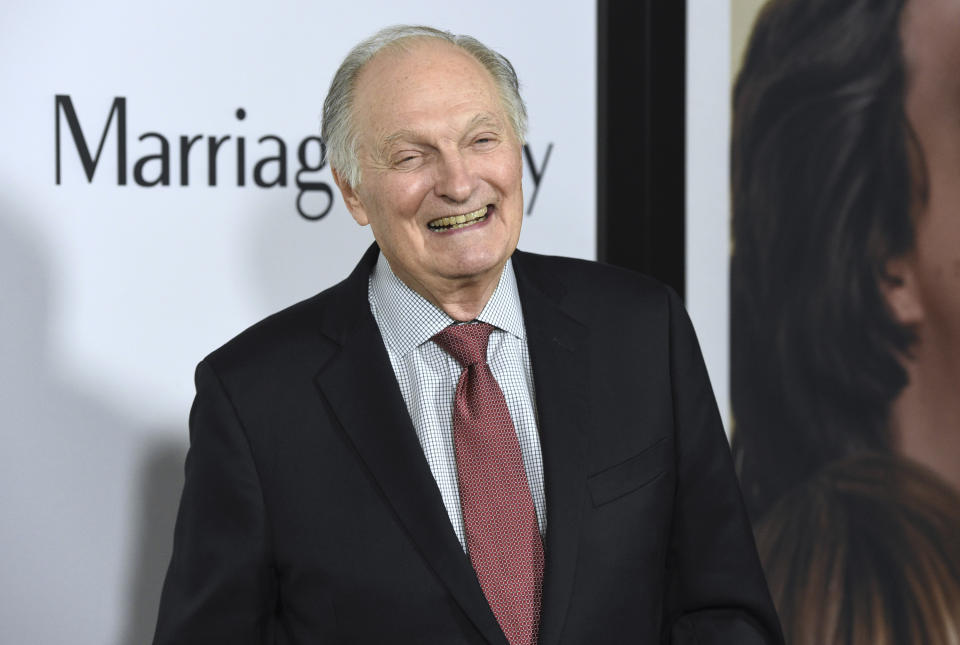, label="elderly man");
[154,25,781,645]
